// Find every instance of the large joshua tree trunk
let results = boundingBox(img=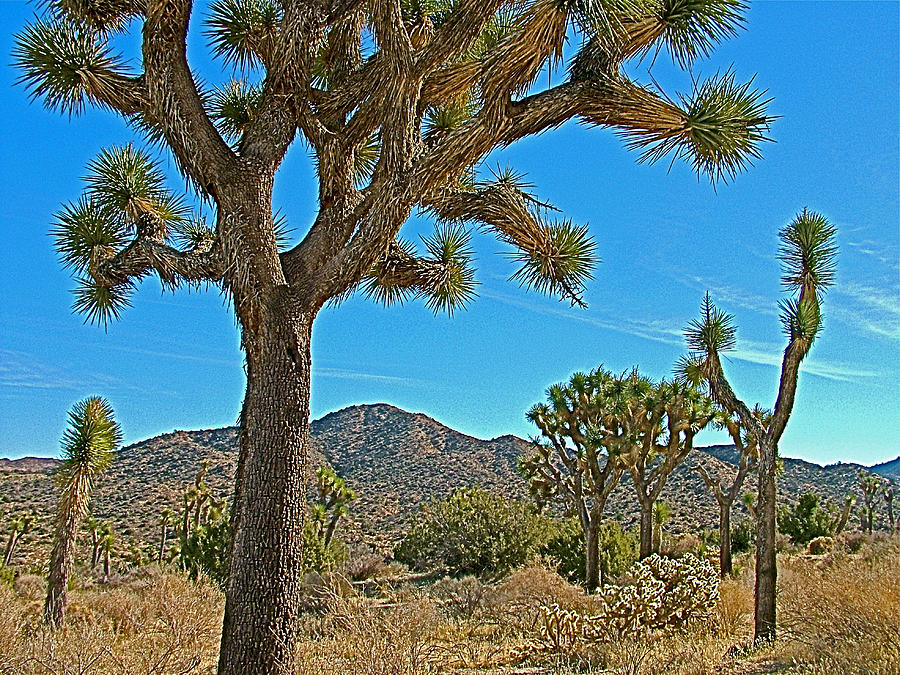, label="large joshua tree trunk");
[754,441,778,642]
[217,304,315,675]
